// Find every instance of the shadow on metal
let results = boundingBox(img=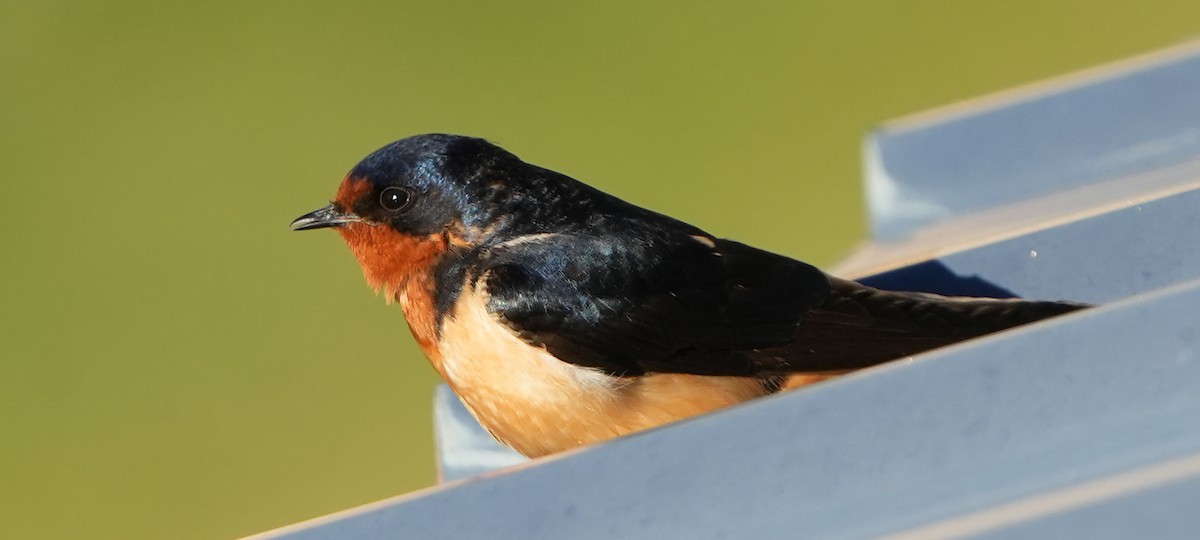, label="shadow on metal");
[858,260,1022,299]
